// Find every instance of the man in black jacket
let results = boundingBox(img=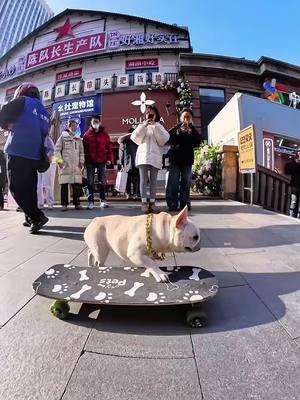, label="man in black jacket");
[166,109,202,211]
[0,150,6,210]
[285,148,300,218]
